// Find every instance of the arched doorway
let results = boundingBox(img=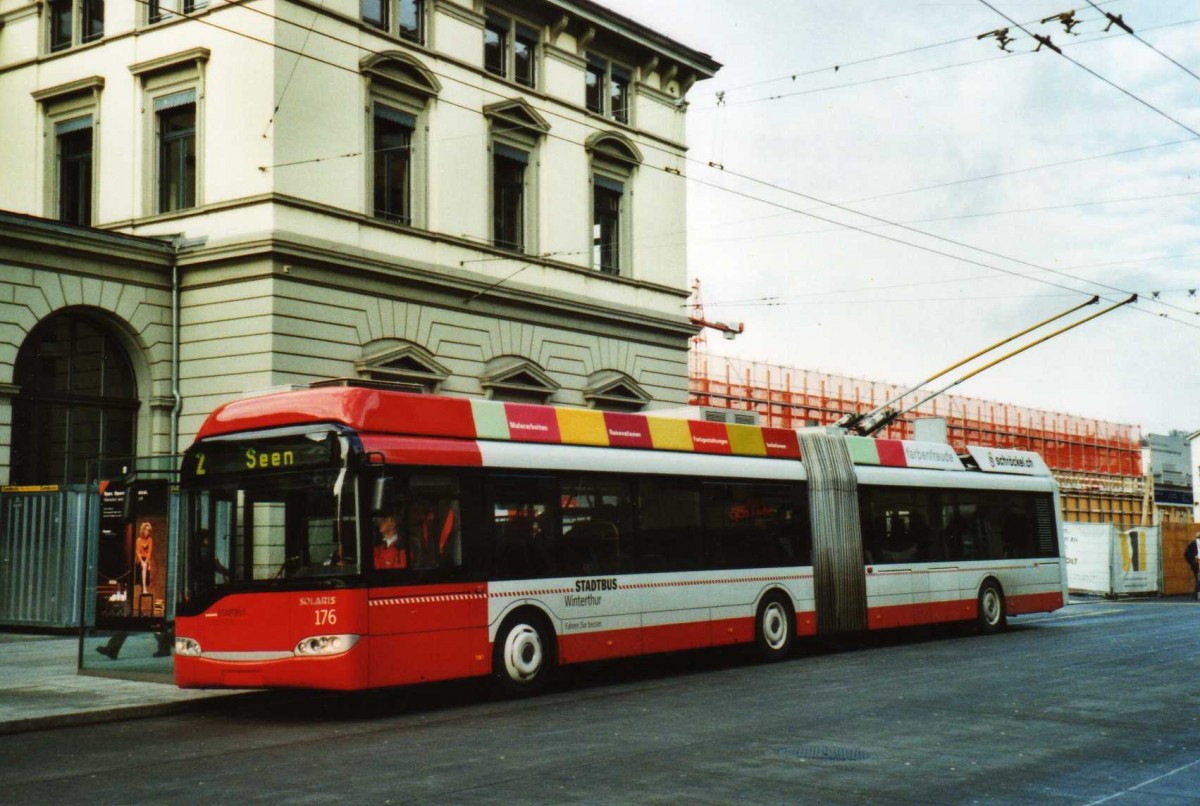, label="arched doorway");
[10,310,139,486]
